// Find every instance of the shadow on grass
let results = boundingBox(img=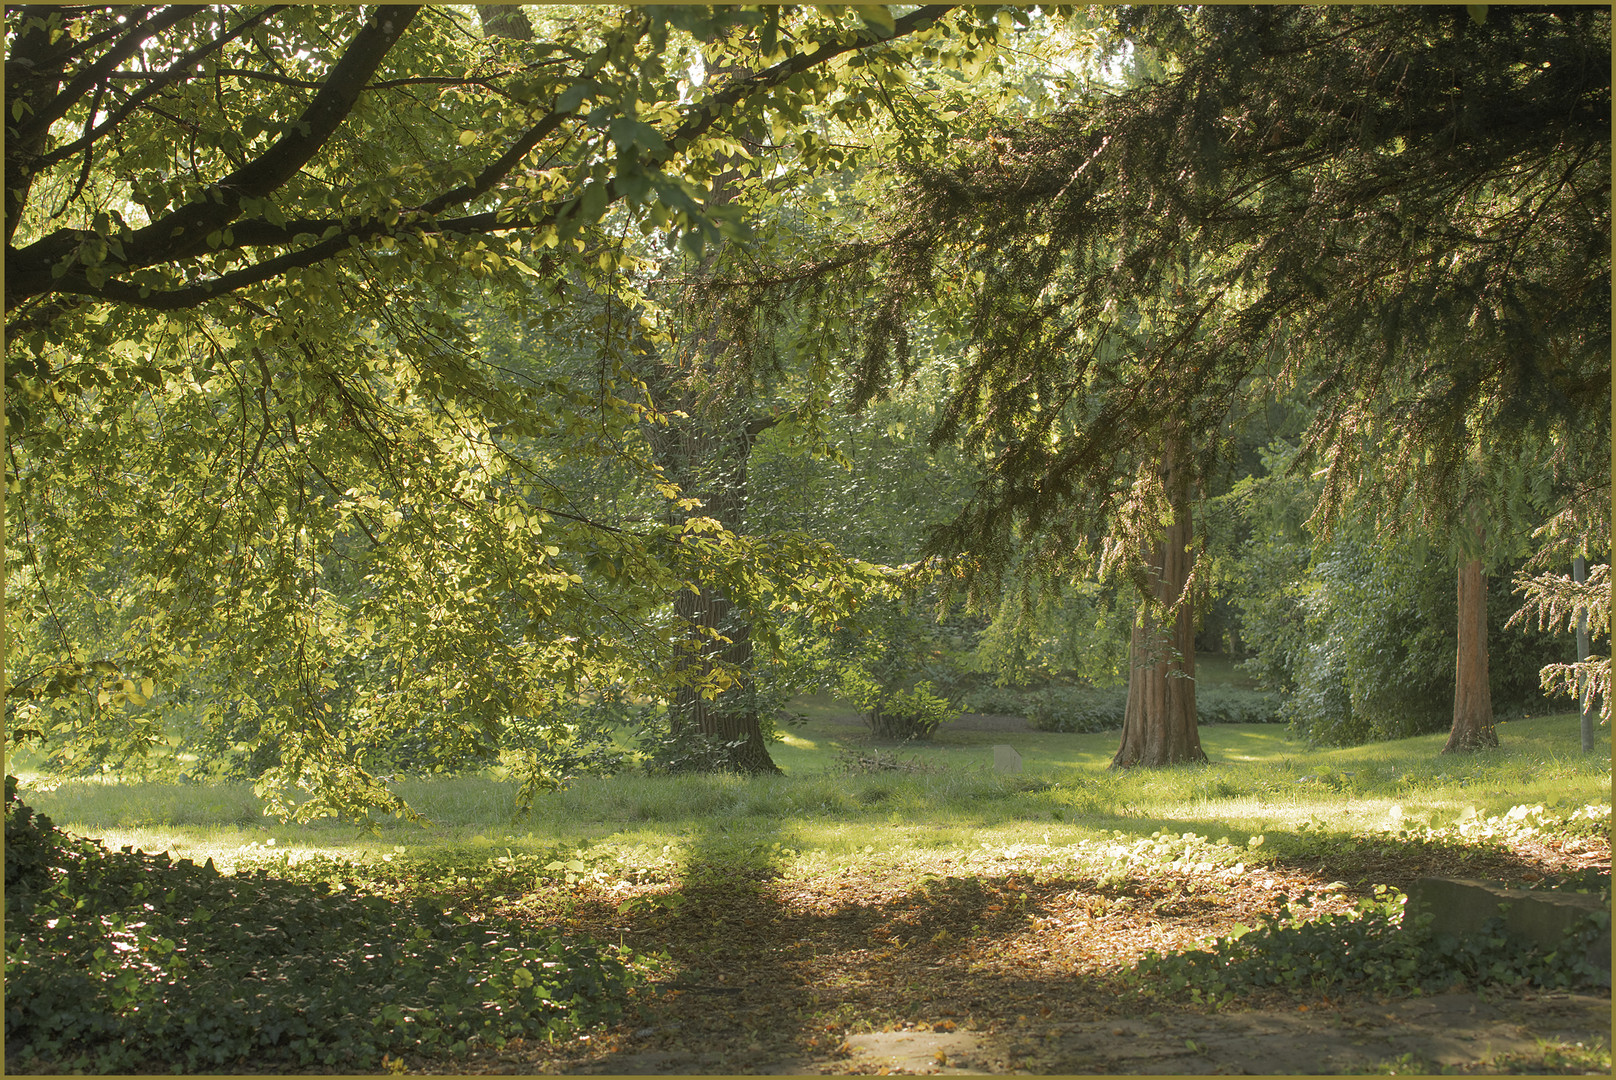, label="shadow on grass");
[520,819,1602,1076]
